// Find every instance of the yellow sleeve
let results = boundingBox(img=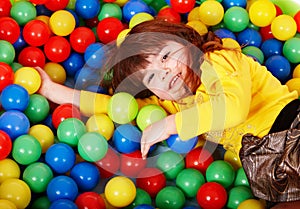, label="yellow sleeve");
[175,52,252,140]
